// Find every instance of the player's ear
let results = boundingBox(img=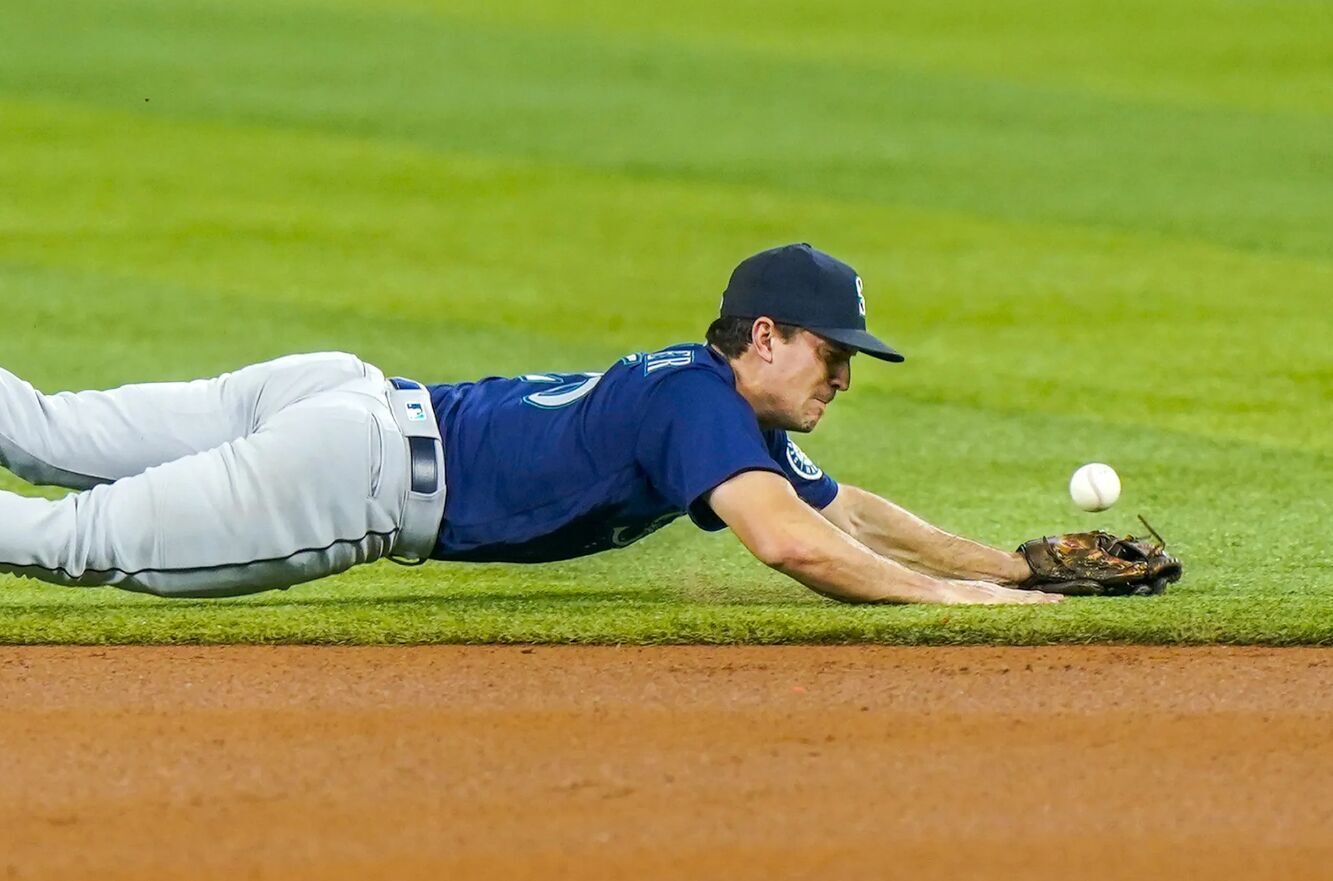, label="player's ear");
[751,317,778,364]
